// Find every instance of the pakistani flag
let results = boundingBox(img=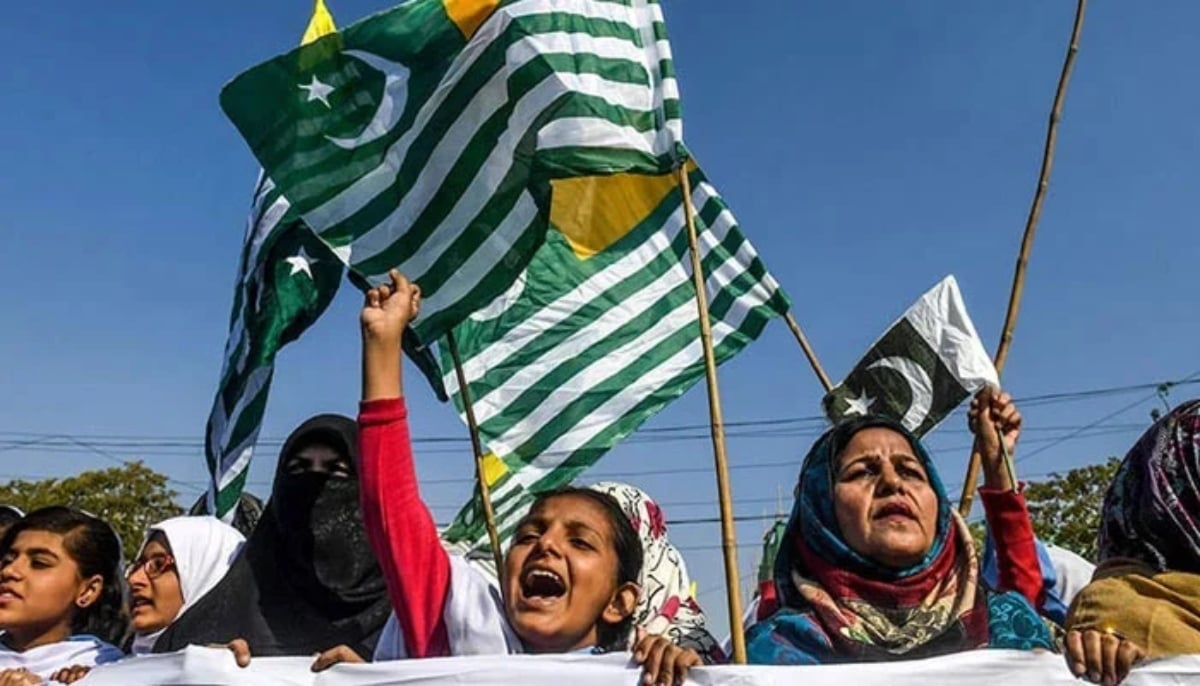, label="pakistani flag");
[204,2,345,521]
[823,275,998,437]
[441,163,790,552]
[219,0,685,346]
